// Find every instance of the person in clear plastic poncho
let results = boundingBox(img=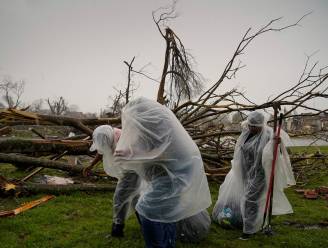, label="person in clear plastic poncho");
[84,125,141,237]
[212,111,295,239]
[86,124,211,243]
[114,97,212,247]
